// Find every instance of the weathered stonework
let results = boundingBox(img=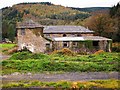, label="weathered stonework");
[17,28,50,53]
[17,20,112,53]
